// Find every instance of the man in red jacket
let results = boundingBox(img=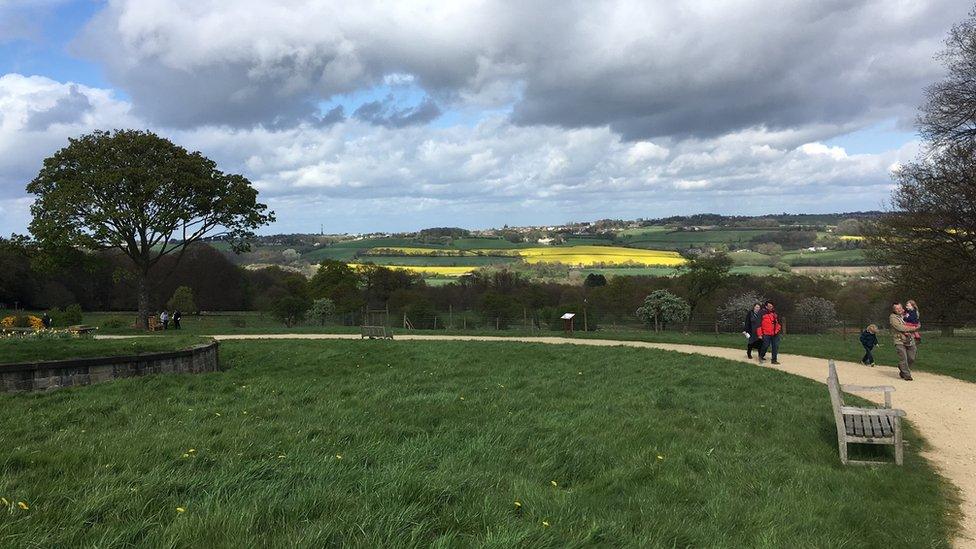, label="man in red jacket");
[757,300,782,365]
